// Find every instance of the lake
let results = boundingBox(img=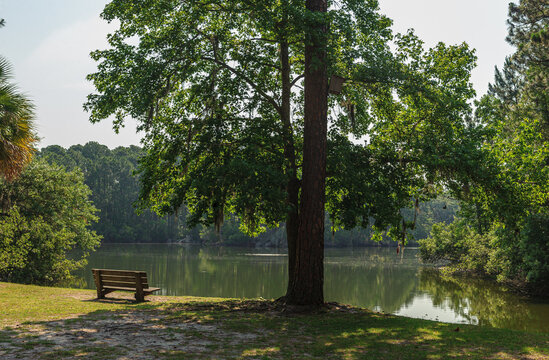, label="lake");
[73,244,549,333]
